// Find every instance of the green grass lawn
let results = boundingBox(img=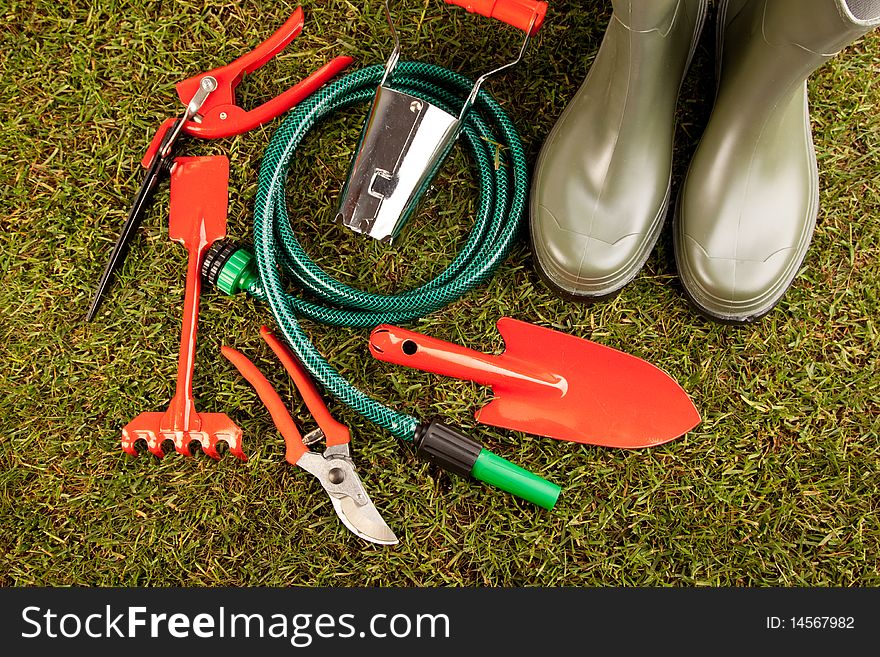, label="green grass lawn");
[1,0,878,586]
